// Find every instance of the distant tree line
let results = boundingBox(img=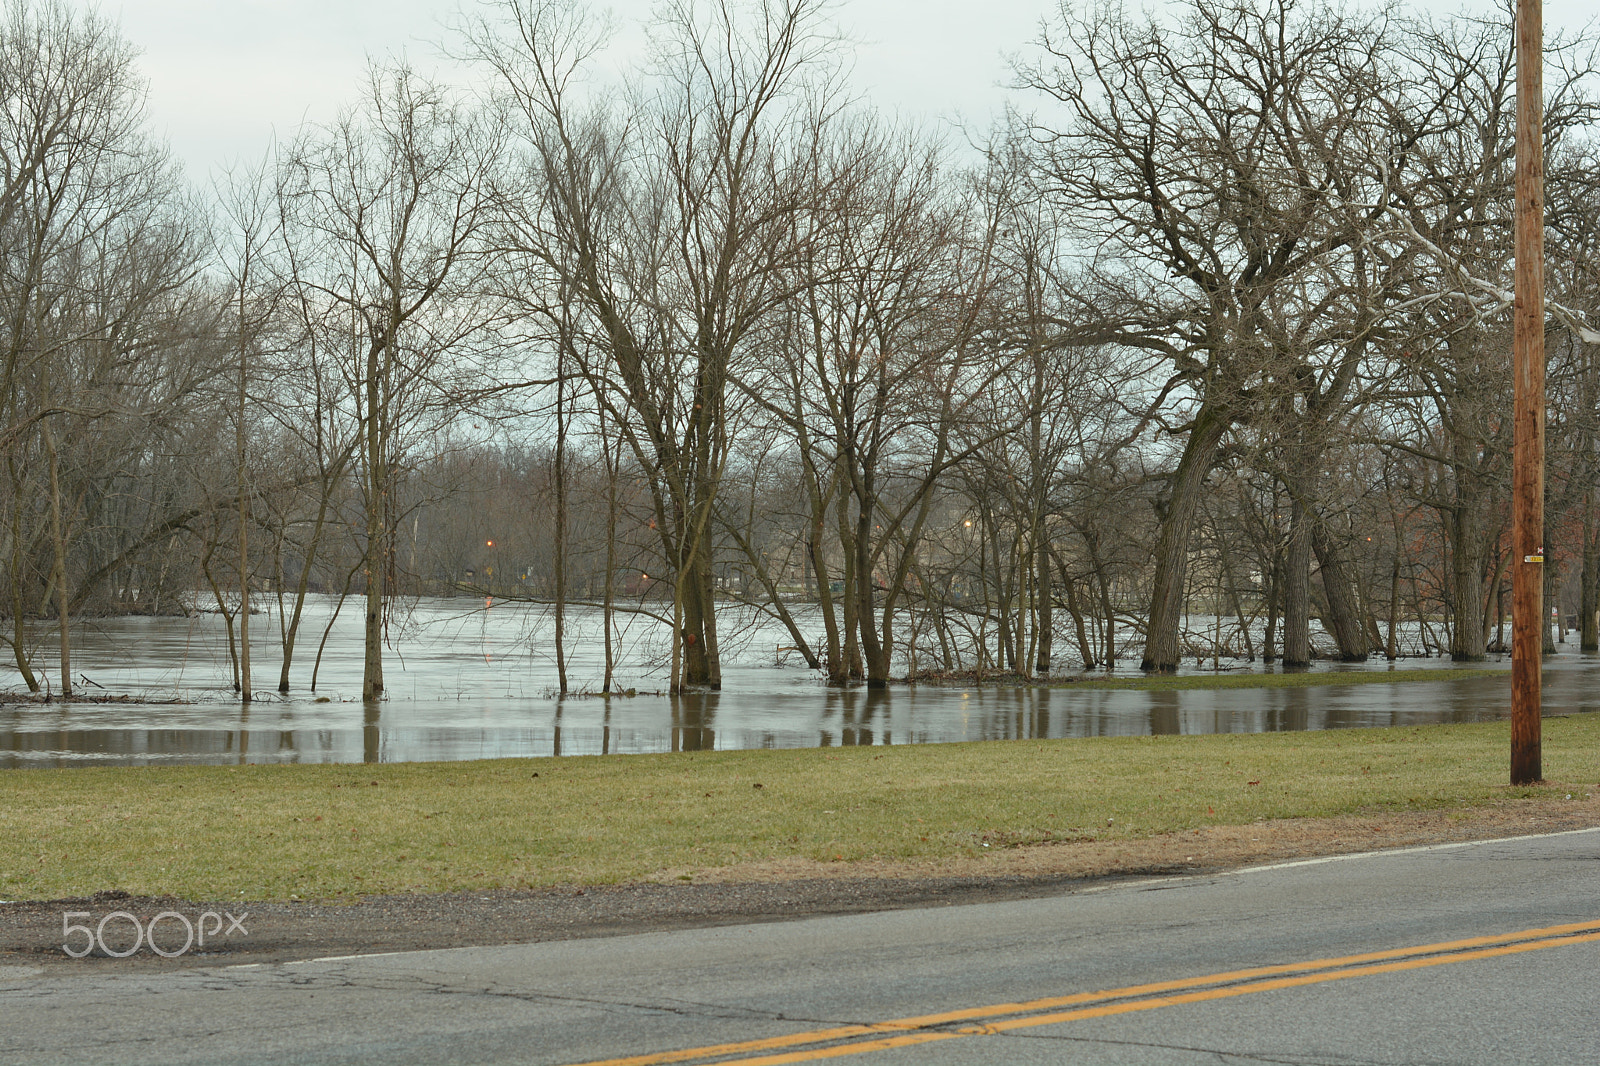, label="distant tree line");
[3,0,1598,699]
